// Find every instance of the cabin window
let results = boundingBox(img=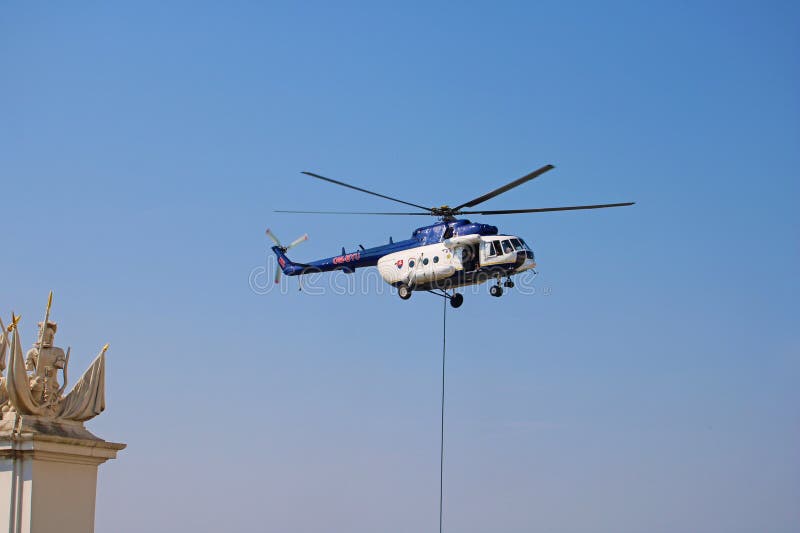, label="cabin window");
[433,256,439,263]
[491,241,503,256]
[502,240,514,254]
[422,258,429,265]
[409,259,415,268]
